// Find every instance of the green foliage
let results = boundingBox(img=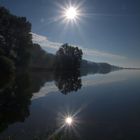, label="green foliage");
[30,44,55,70]
[55,43,83,70]
[0,56,15,73]
[0,6,32,68]
[0,56,15,89]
